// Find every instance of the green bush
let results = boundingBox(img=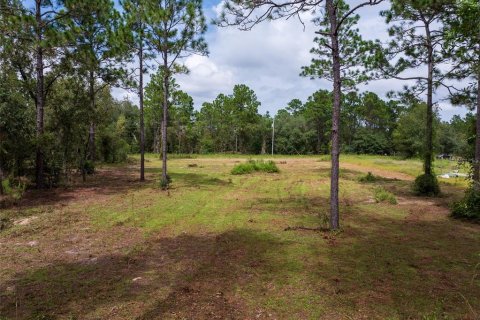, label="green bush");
[82,160,95,175]
[374,187,397,204]
[1,177,26,200]
[318,155,331,162]
[451,187,480,220]
[231,160,279,175]
[160,174,172,190]
[351,131,391,155]
[359,172,377,183]
[98,131,129,163]
[413,173,440,196]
